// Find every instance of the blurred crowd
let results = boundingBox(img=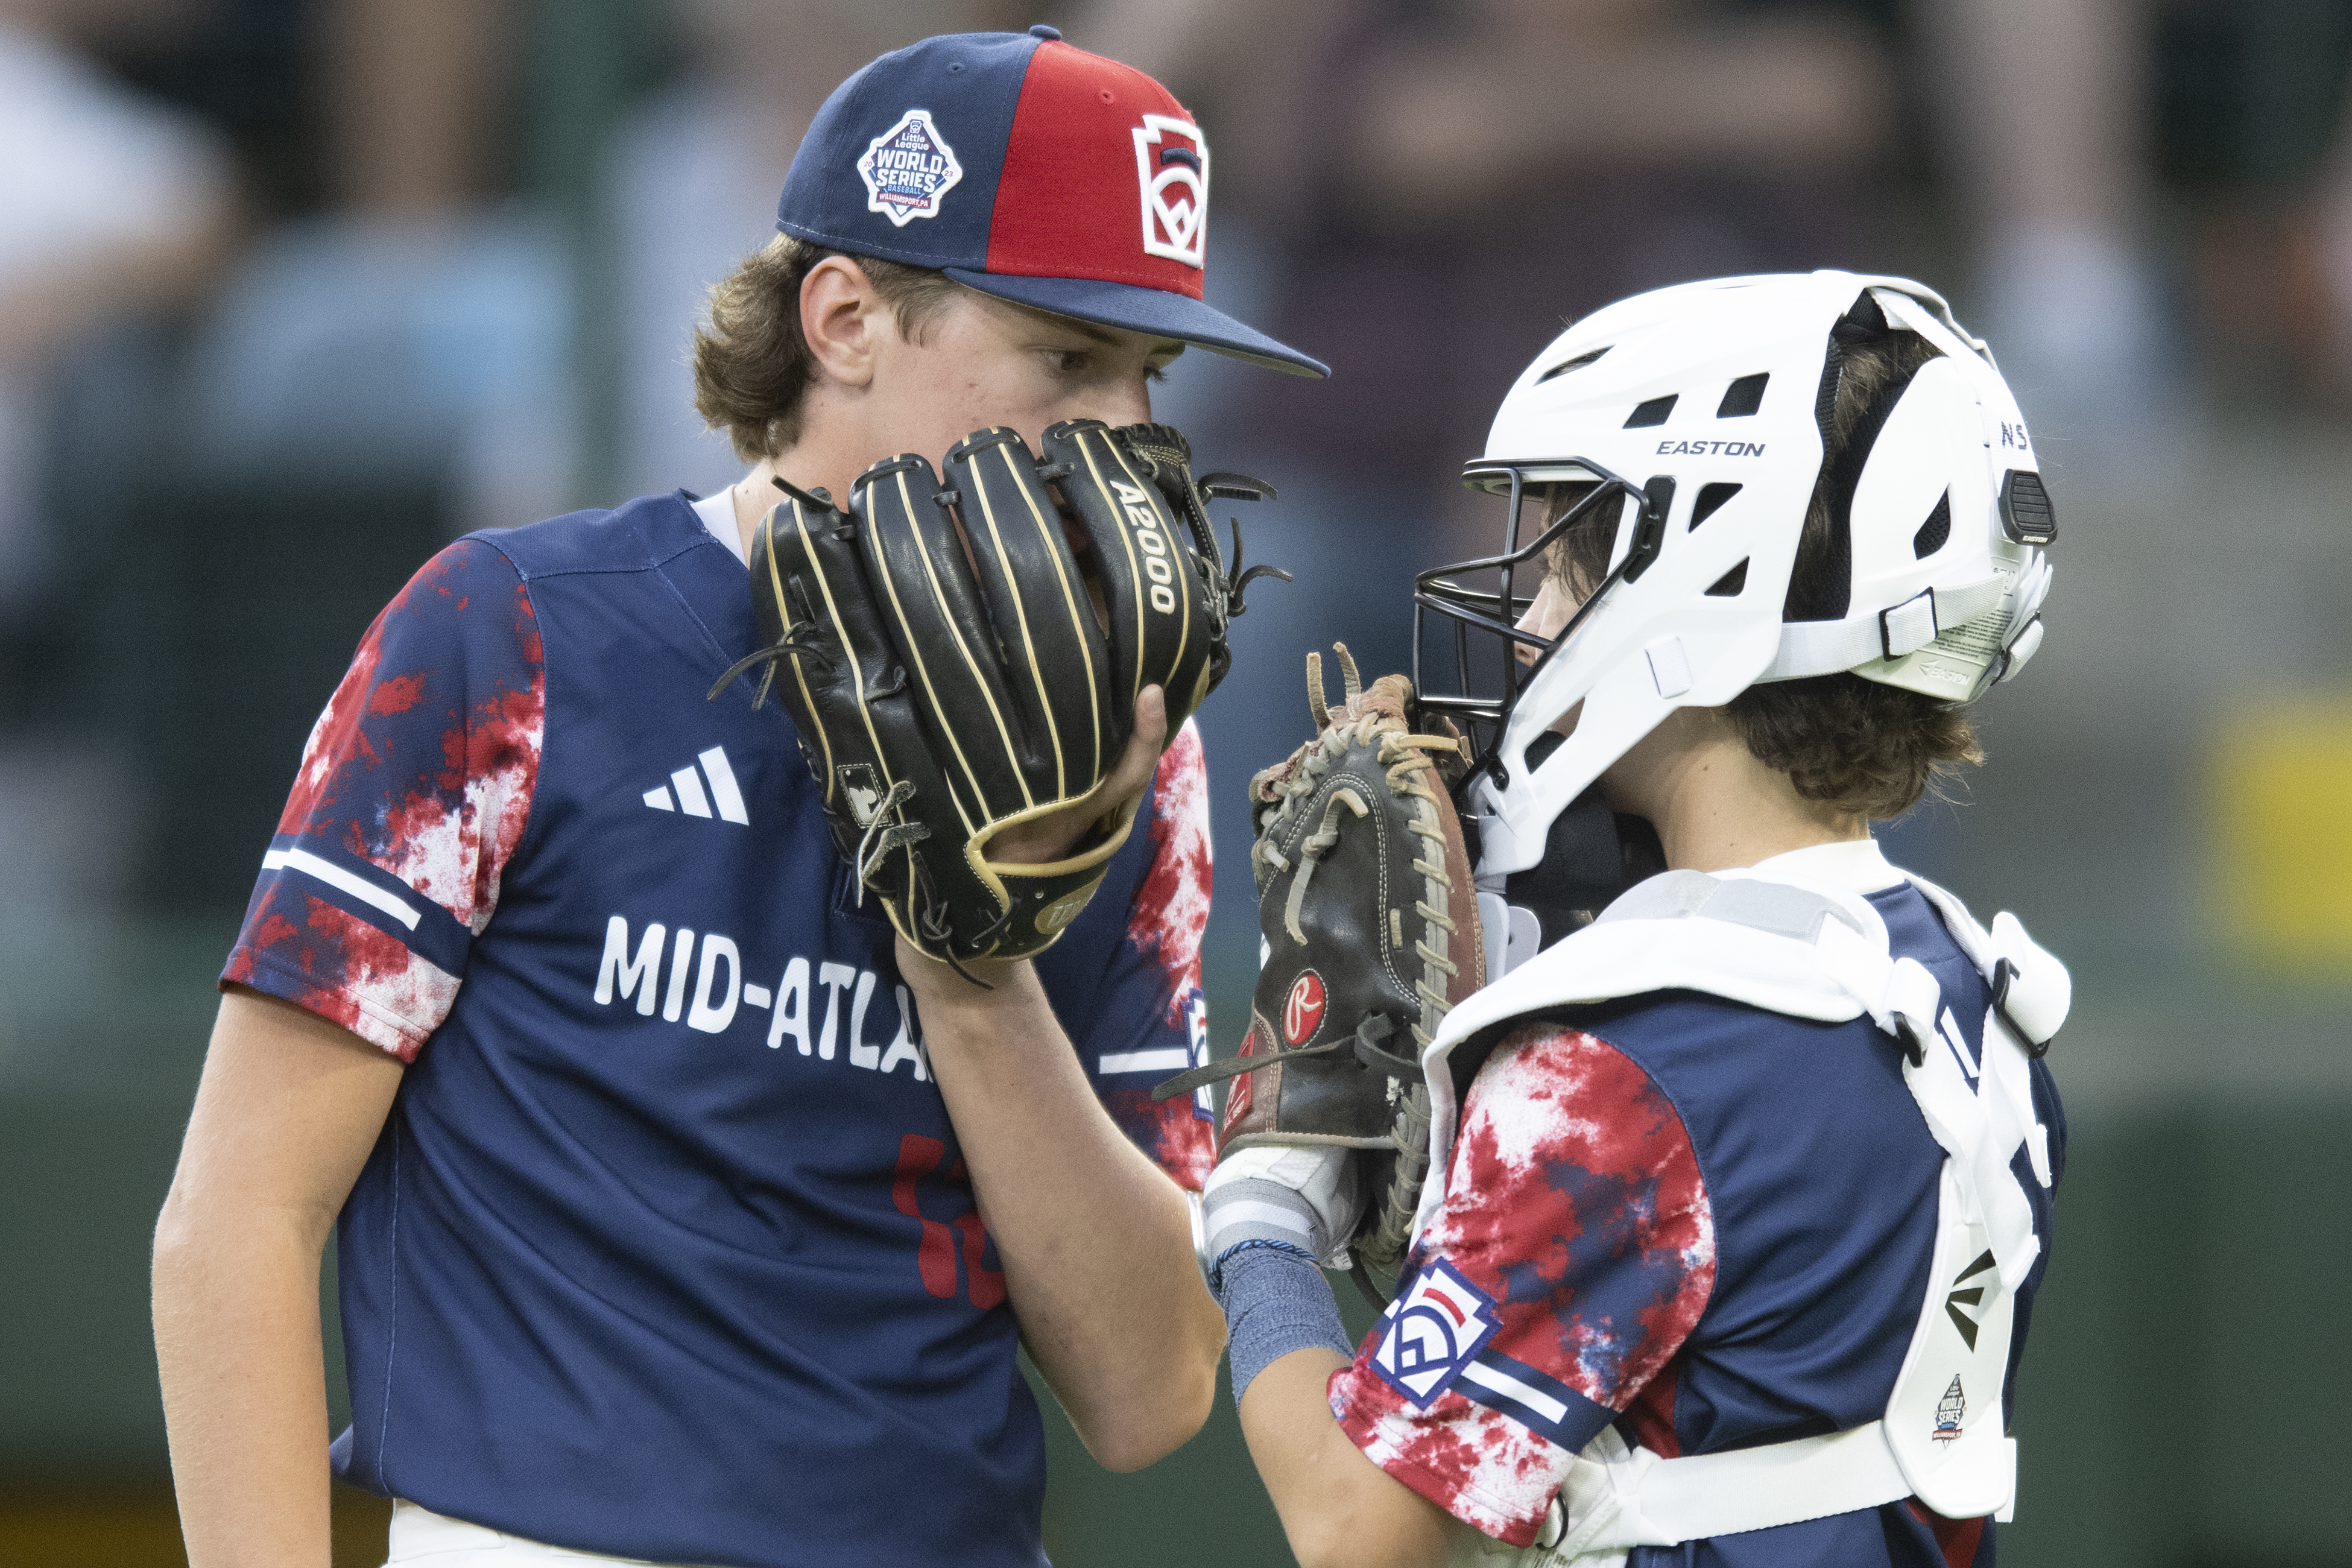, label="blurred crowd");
[4,0,2352,925]
[9,11,2350,1558]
